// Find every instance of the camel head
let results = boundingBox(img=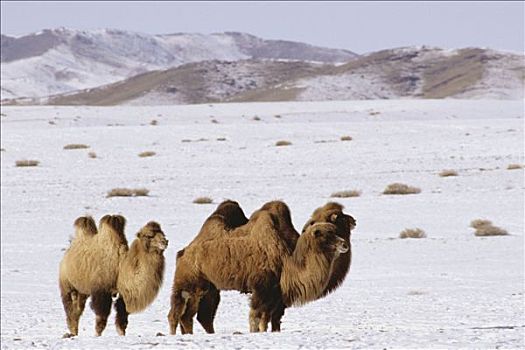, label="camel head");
[74,216,97,235]
[304,222,349,255]
[302,202,356,239]
[137,221,168,253]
